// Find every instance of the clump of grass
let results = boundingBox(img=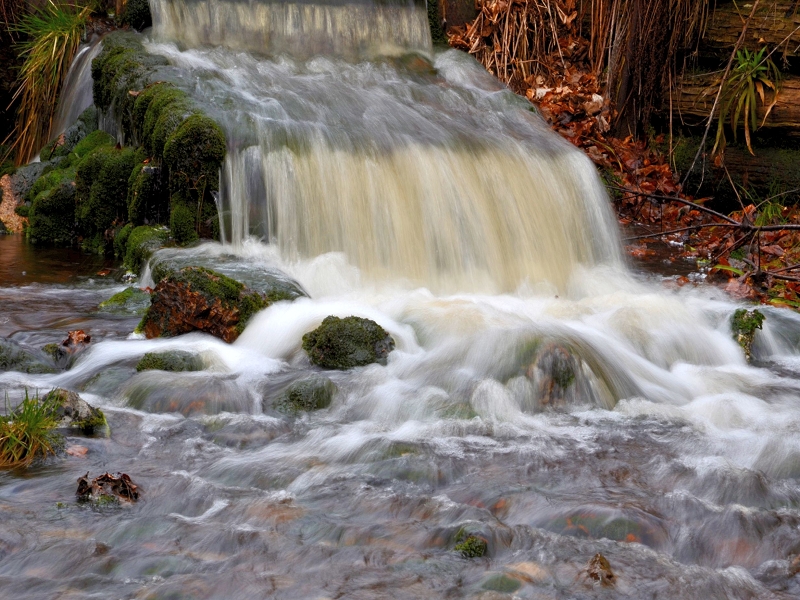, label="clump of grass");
[0,390,61,468]
[10,1,90,165]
